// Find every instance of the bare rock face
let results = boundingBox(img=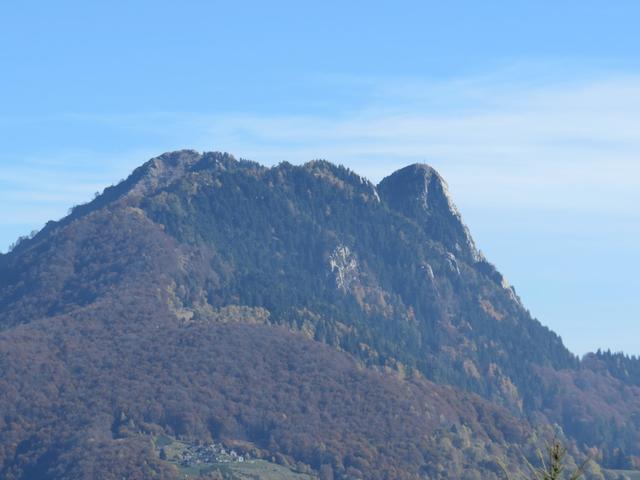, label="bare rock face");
[377,163,482,263]
[329,245,359,292]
